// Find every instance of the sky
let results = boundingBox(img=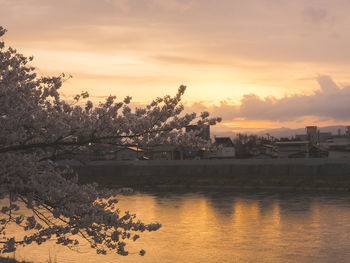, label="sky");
[1,0,350,134]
